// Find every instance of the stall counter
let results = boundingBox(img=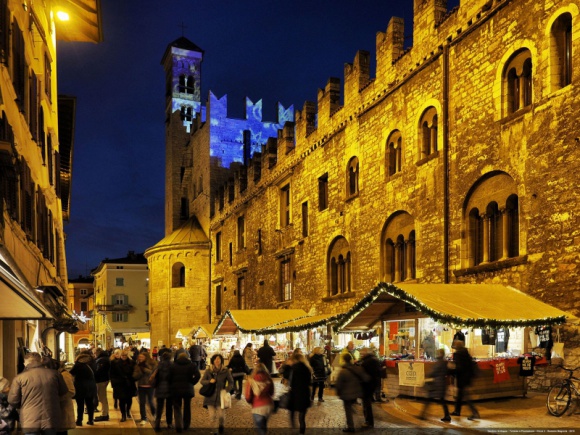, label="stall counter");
[384,357,547,401]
